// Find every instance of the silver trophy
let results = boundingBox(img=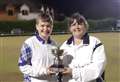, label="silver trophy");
[50,47,64,82]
